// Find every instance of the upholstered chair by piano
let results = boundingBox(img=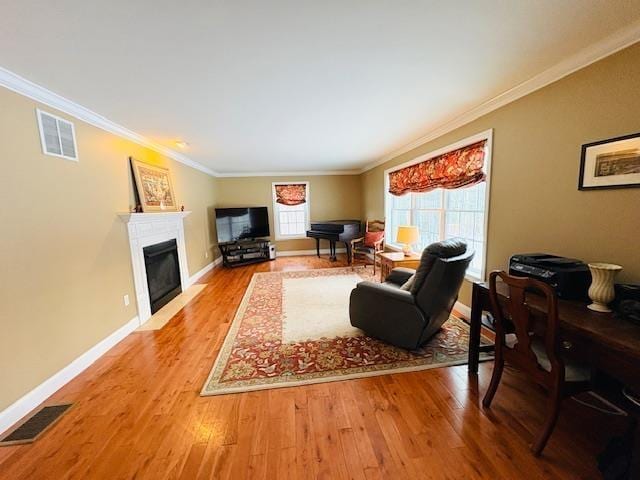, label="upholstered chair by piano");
[350,219,385,273]
[349,239,473,350]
